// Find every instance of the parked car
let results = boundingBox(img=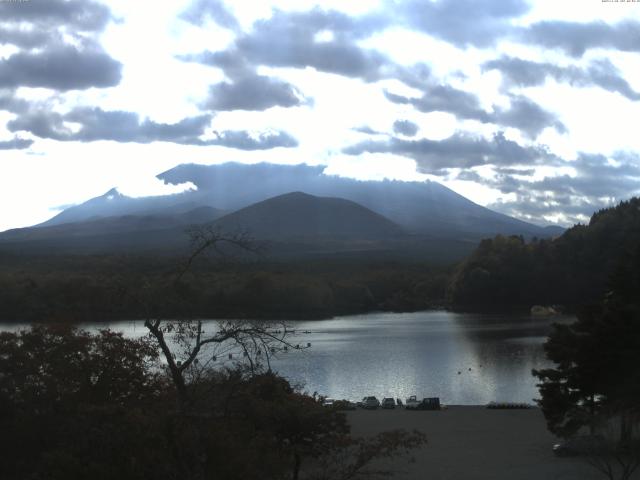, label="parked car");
[553,435,607,457]
[334,399,357,410]
[381,397,396,409]
[362,396,381,409]
[321,398,335,407]
[415,397,441,410]
[405,395,420,410]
